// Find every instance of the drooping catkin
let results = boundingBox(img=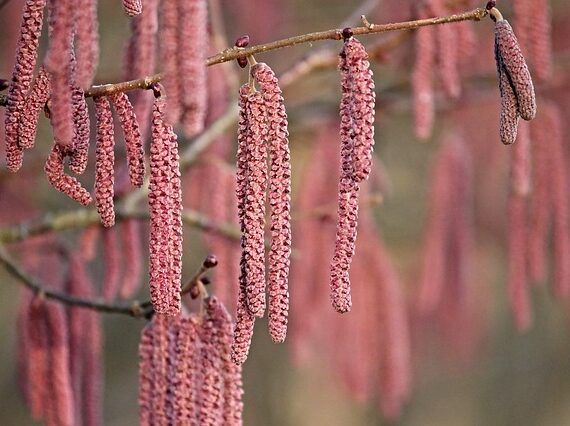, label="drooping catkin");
[123,0,158,139]
[231,256,256,365]
[44,301,75,426]
[412,9,435,141]
[18,68,50,150]
[494,17,536,121]
[433,0,460,98]
[4,0,47,171]
[241,89,268,318]
[528,0,553,82]
[45,0,75,151]
[45,143,93,205]
[74,0,99,89]
[511,122,531,197]
[68,83,91,174]
[252,63,292,343]
[338,36,376,183]
[179,0,207,136]
[148,95,182,316]
[110,92,145,187]
[138,322,155,426]
[159,0,182,125]
[330,33,376,314]
[123,0,143,17]
[93,96,116,228]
